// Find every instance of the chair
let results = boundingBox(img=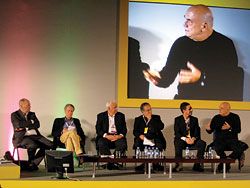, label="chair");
[12,145,28,167]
